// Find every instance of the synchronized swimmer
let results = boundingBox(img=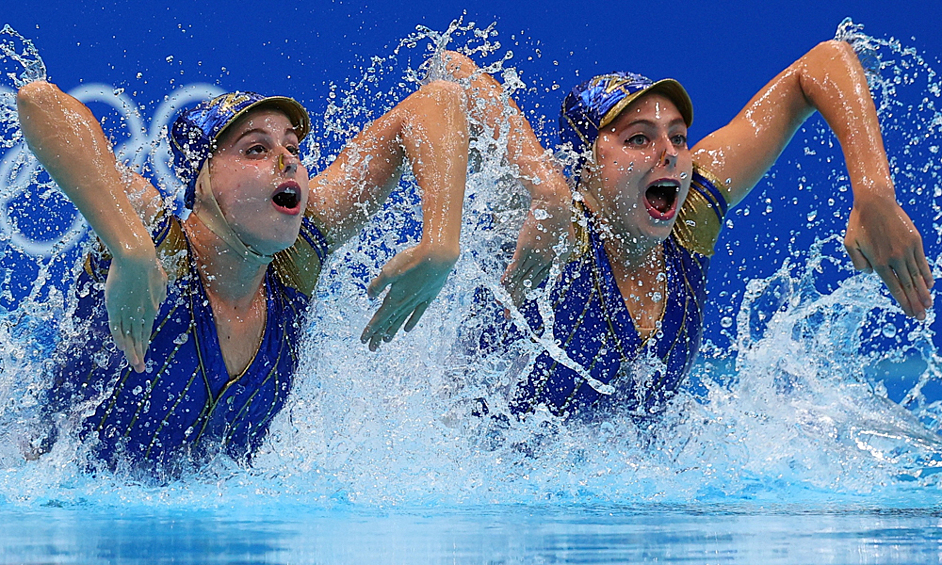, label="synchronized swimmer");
[445,39,931,419]
[16,80,476,469]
